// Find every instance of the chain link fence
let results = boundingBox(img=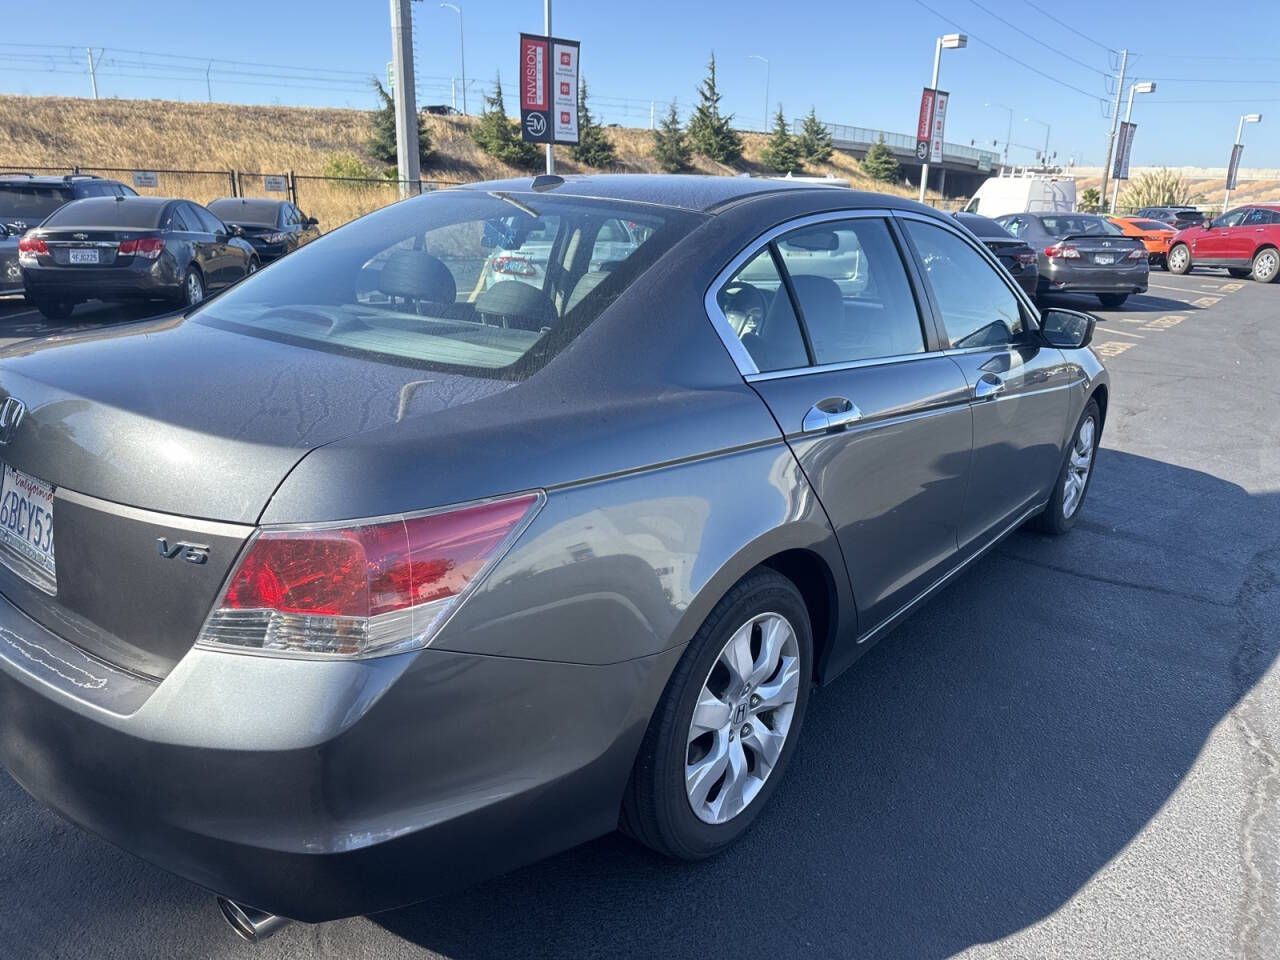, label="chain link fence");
[0,165,459,232]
